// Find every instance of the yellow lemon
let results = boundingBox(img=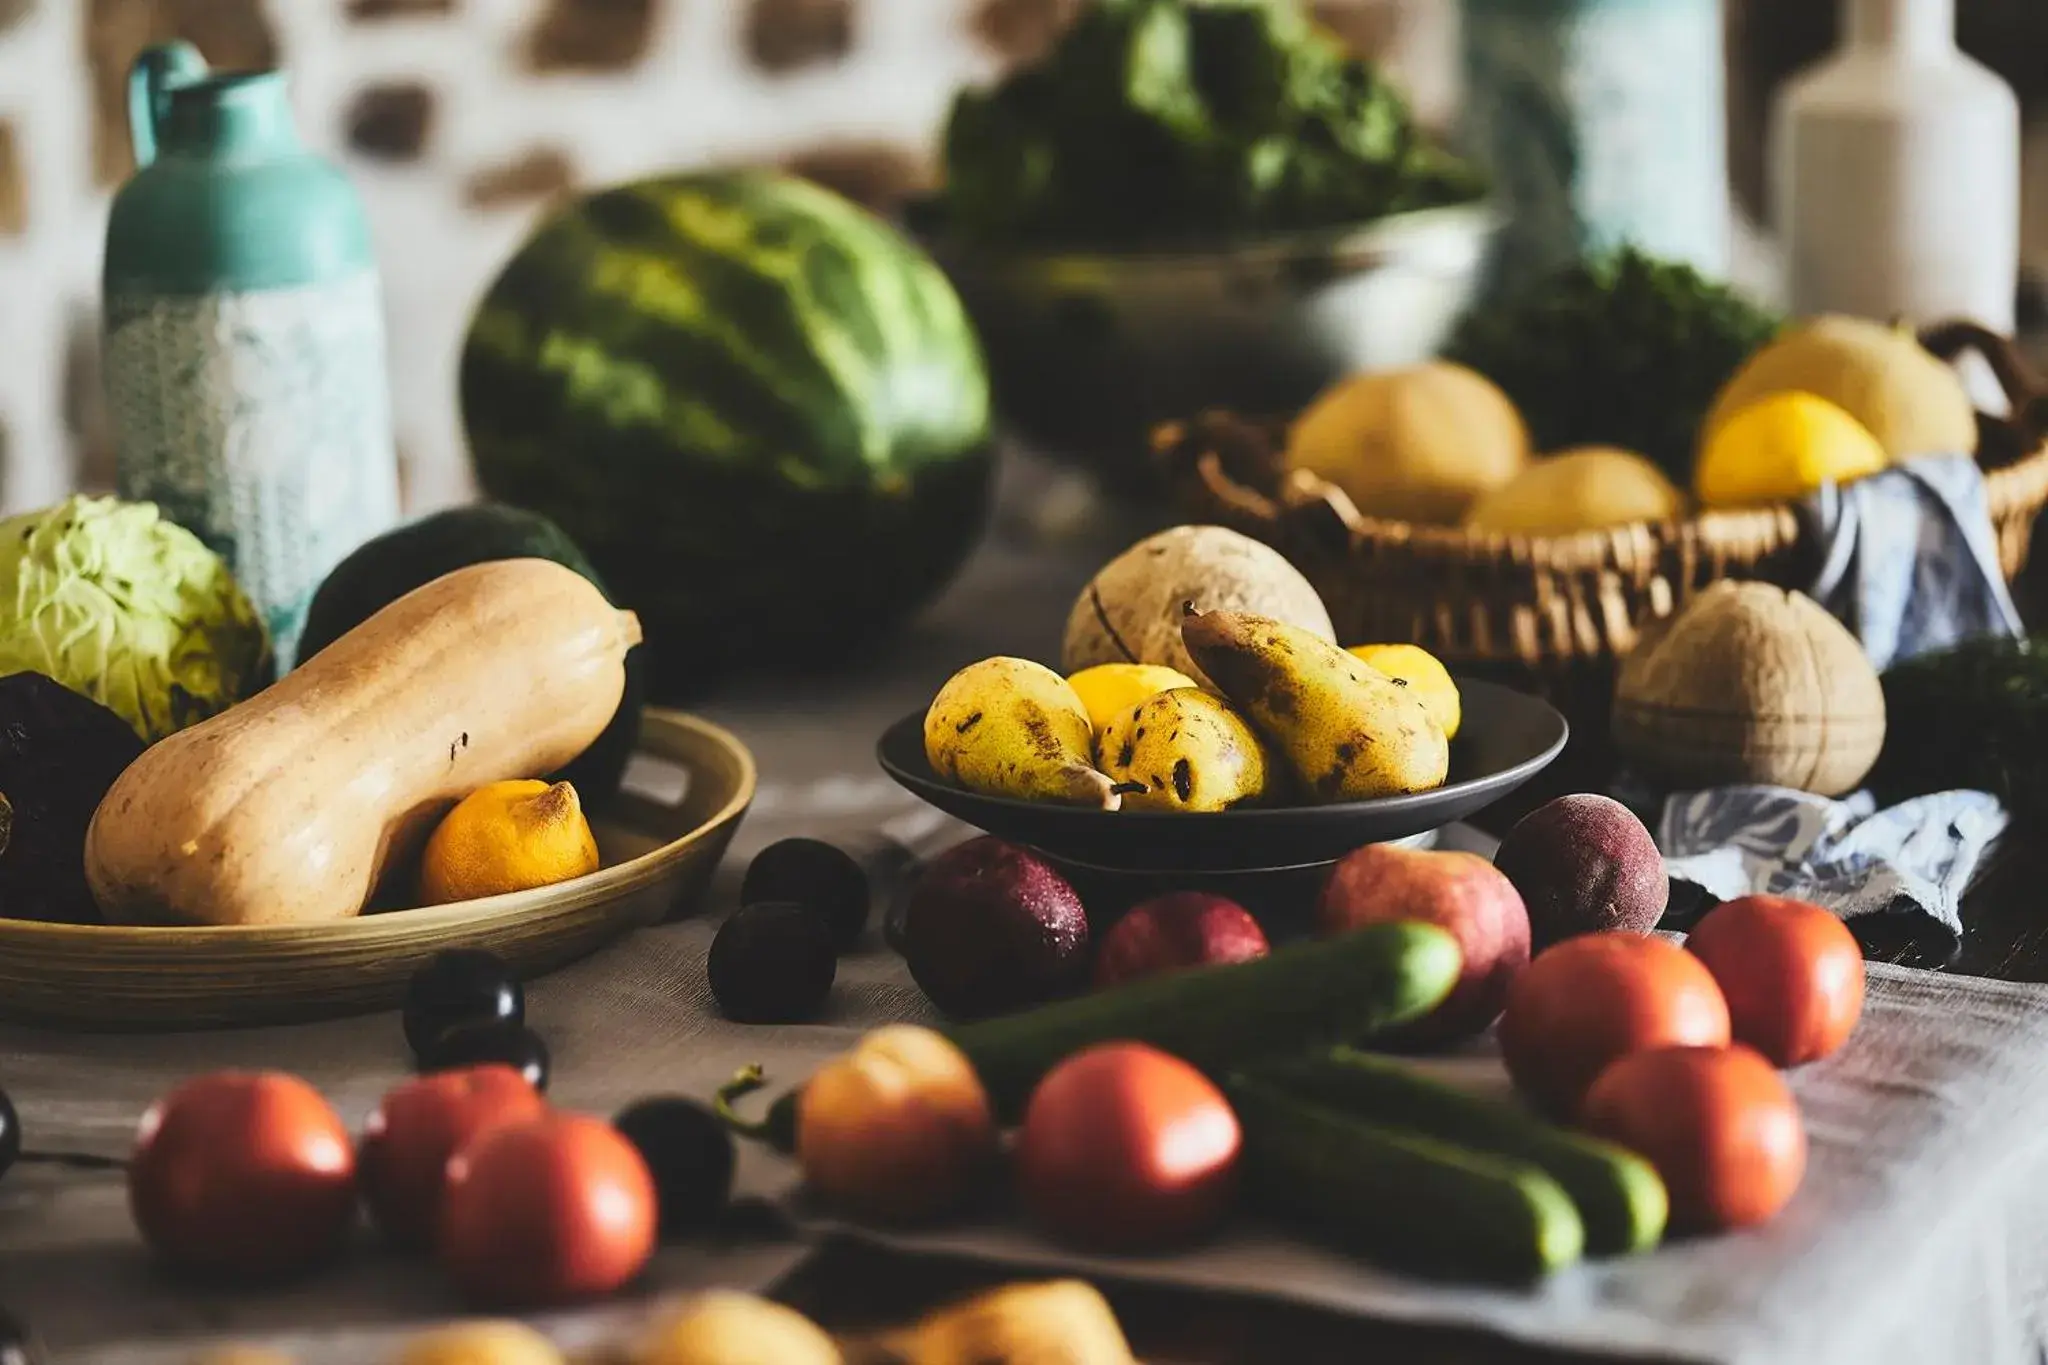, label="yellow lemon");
[394,1321,563,1365]
[1695,393,1888,508]
[1704,315,1976,462]
[418,779,600,906]
[1347,643,1461,740]
[1065,663,1199,733]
